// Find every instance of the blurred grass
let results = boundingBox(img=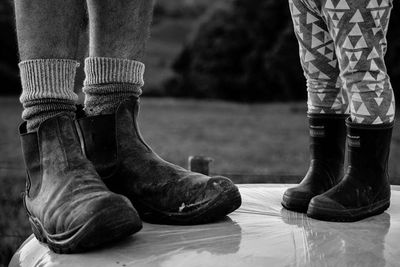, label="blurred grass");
[0,99,30,266]
[1,96,400,265]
